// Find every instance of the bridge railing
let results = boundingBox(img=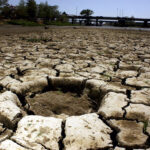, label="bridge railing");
[67,15,150,27]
